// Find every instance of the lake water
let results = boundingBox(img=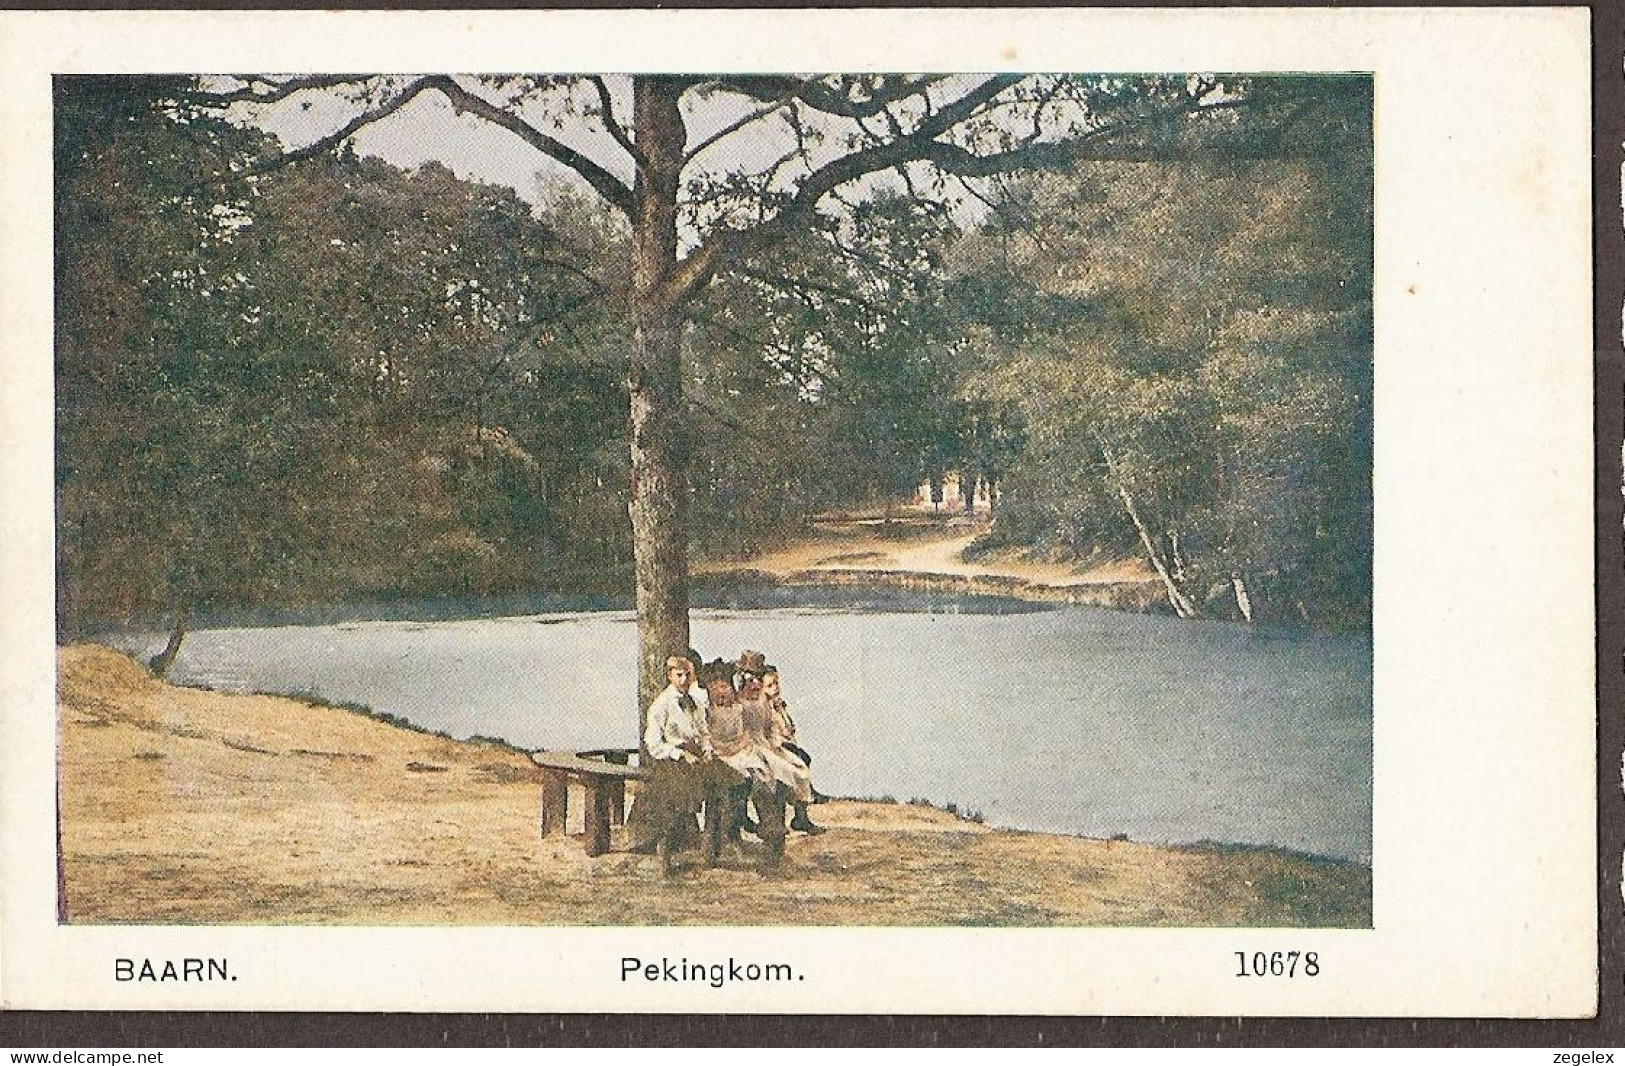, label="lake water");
[110,603,1372,862]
